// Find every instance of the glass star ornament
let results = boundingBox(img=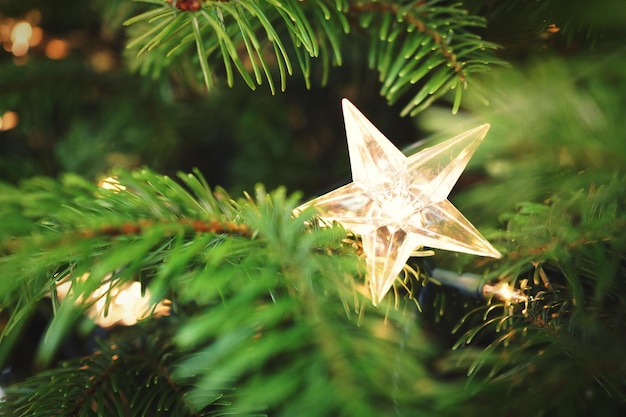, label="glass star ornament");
[297,99,501,305]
